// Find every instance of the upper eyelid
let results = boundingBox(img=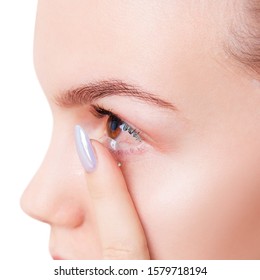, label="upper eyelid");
[90,104,112,118]
[90,104,142,140]
[90,104,129,128]
[90,104,121,120]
